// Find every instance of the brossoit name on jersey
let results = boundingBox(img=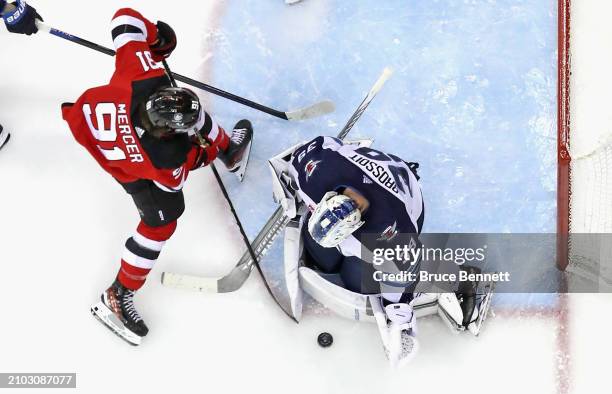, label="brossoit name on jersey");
[348,153,398,193]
